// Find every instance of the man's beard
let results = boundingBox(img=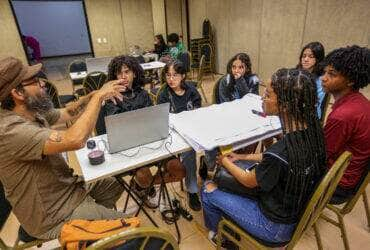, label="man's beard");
[24,91,54,114]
